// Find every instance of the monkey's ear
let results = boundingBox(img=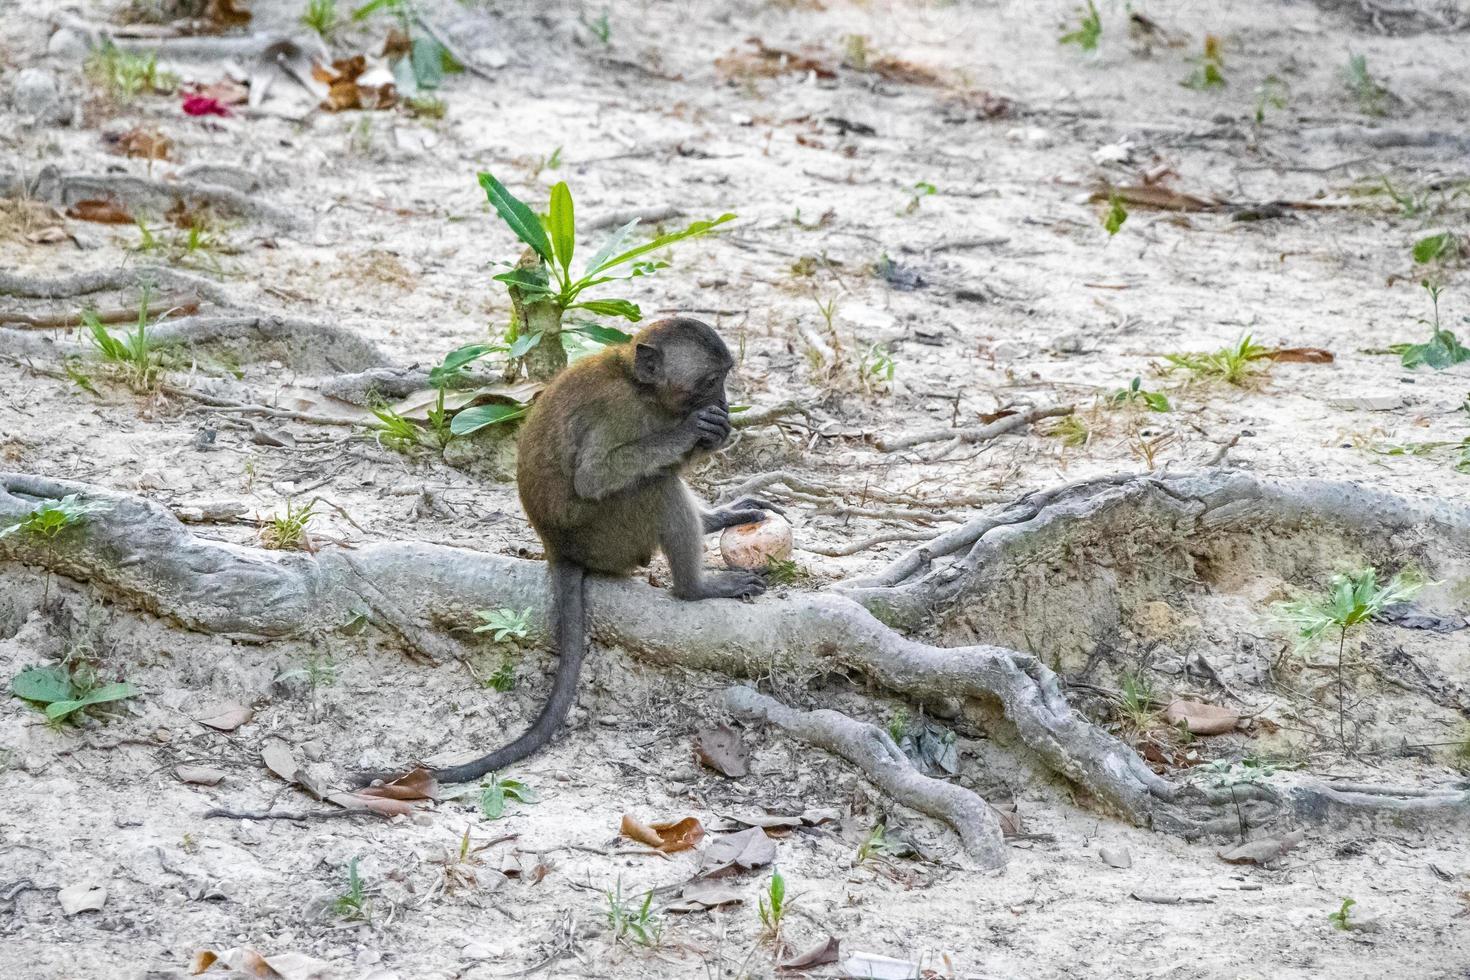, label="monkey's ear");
[632,343,663,384]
